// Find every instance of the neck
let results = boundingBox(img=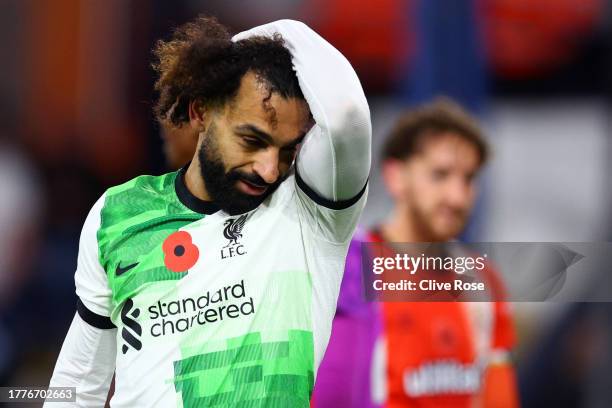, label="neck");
[185,154,212,202]
[381,204,432,243]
